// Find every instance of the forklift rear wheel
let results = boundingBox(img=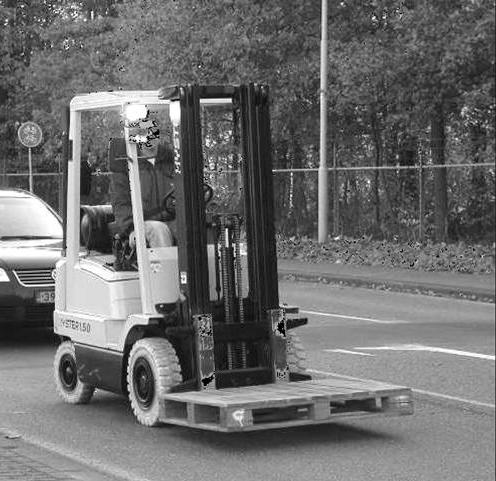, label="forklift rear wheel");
[287,332,308,373]
[53,341,95,404]
[127,338,182,427]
